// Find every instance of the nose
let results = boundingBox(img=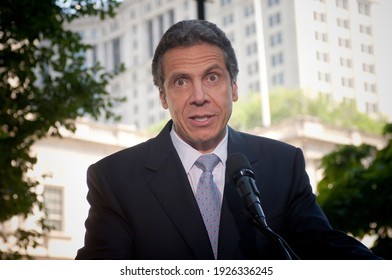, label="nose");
[190,81,208,105]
